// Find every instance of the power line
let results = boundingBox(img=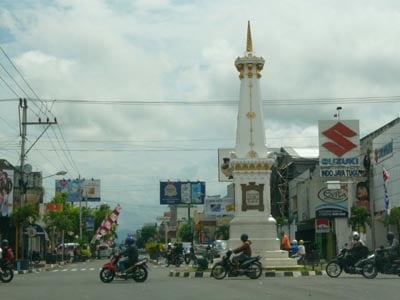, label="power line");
[4,95,400,106]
